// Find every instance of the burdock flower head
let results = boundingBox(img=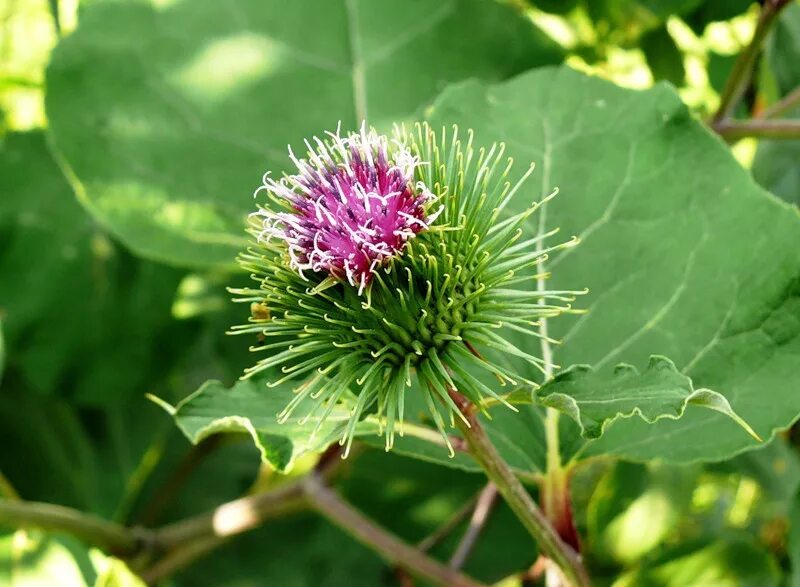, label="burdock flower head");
[253,125,440,294]
[232,123,582,456]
